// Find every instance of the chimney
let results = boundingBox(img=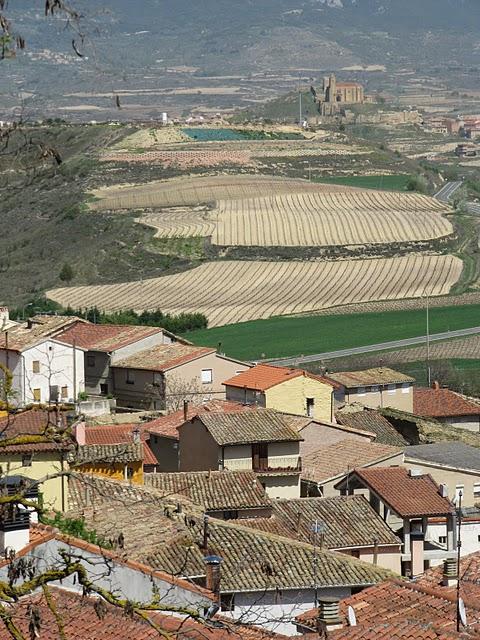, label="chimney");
[432,381,440,390]
[442,558,458,587]
[316,597,343,633]
[409,468,423,478]
[132,427,141,445]
[410,523,425,578]
[0,307,9,329]
[204,555,222,601]
[26,319,33,330]
[183,400,189,422]
[439,483,449,498]
[74,420,86,446]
